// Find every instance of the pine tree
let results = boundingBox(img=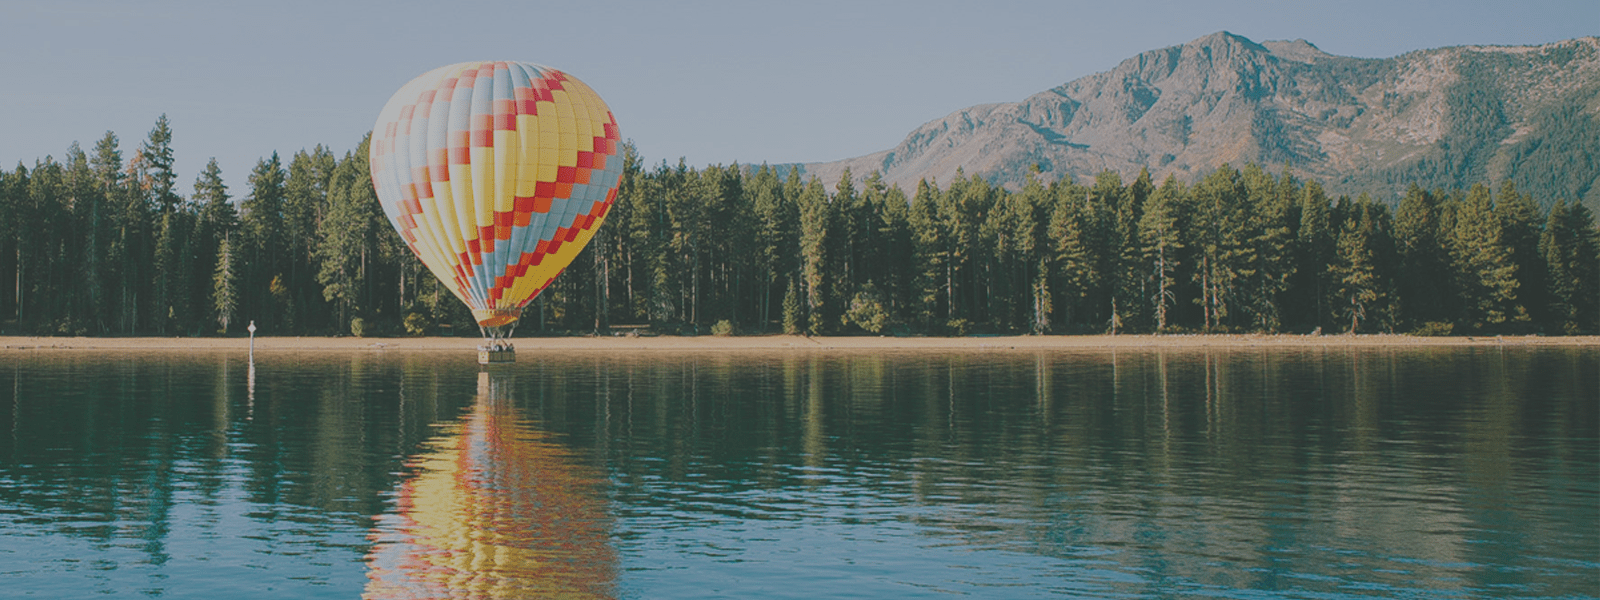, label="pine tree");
[1393,184,1451,328]
[317,150,380,331]
[140,115,180,214]
[1048,181,1096,329]
[1541,200,1600,333]
[707,162,750,329]
[11,160,59,330]
[1496,181,1545,328]
[797,176,830,335]
[831,169,862,309]
[1190,165,1250,330]
[117,145,156,333]
[611,143,654,322]
[1449,183,1521,330]
[213,235,239,334]
[1085,170,1128,331]
[998,172,1052,333]
[1290,180,1336,331]
[908,179,948,330]
[241,152,287,331]
[141,121,200,335]
[86,132,124,333]
[283,145,337,331]
[941,170,995,327]
[634,165,672,324]
[62,143,104,333]
[23,157,75,332]
[870,177,916,329]
[1116,167,1154,330]
[1139,176,1186,331]
[152,210,193,334]
[781,279,802,335]
[982,181,1025,330]
[675,163,716,328]
[192,158,235,335]
[750,164,794,331]
[1331,195,1396,333]
[652,160,696,326]
[89,132,125,194]
[1239,164,1296,332]
[0,166,21,327]
[673,163,731,329]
